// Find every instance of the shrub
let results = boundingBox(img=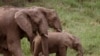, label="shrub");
[0,0,27,7]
